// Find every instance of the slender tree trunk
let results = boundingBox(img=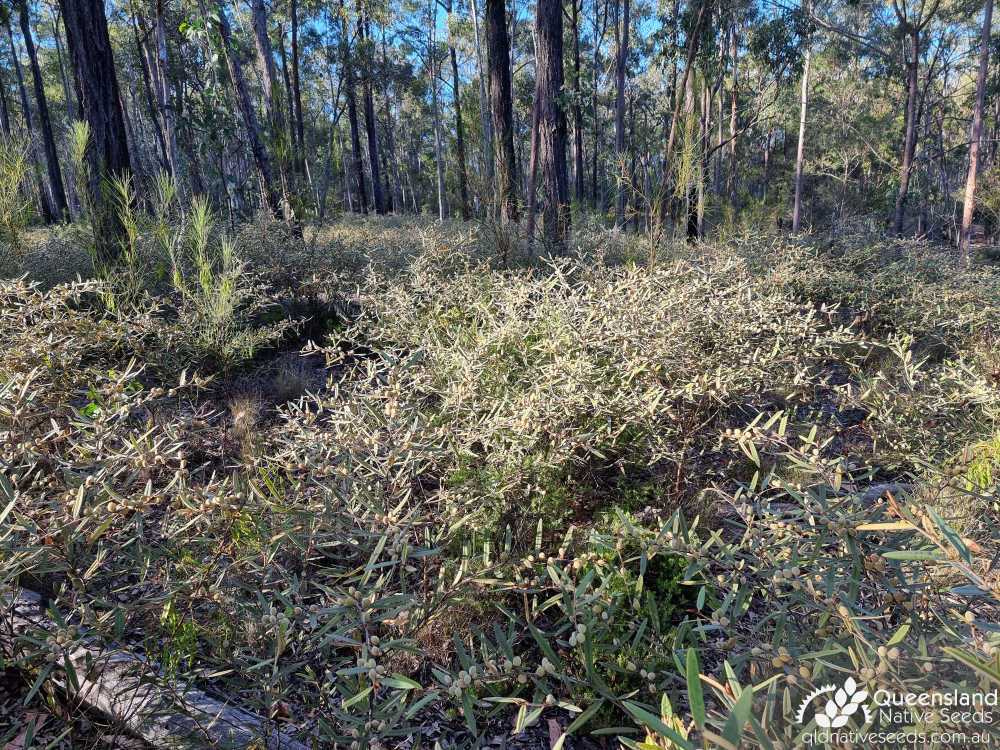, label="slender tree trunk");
[340,7,368,214]
[19,1,68,220]
[469,0,494,180]
[570,0,584,204]
[133,16,168,172]
[216,0,281,217]
[536,0,569,251]
[251,0,281,123]
[485,0,519,223]
[614,0,630,227]
[290,0,305,177]
[893,30,919,236]
[0,68,10,137]
[792,45,811,233]
[590,0,606,211]
[762,126,772,201]
[252,0,293,219]
[959,0,993,259]
[653,0,708,242]
[727,23,737,203]
[152,0,179,181]
[525,60,541,246]
[50,8,74,125]
[278,23,297,178]
[450,44,471,220]
[428,3,447,221]
[58,0,131,261]
[360,18,384,214]
[7,20,53,222]
[378,51,404,213]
